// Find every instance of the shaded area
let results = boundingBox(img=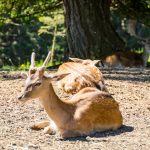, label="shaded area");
[101,68,150,82]
[61,125,134,141]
